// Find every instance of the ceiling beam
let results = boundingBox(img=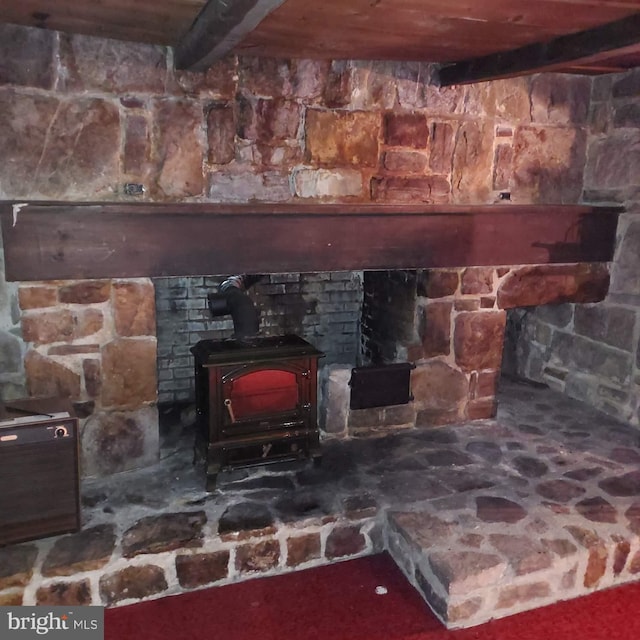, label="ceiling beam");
[438,13,640,86]
[174,0,286,71]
